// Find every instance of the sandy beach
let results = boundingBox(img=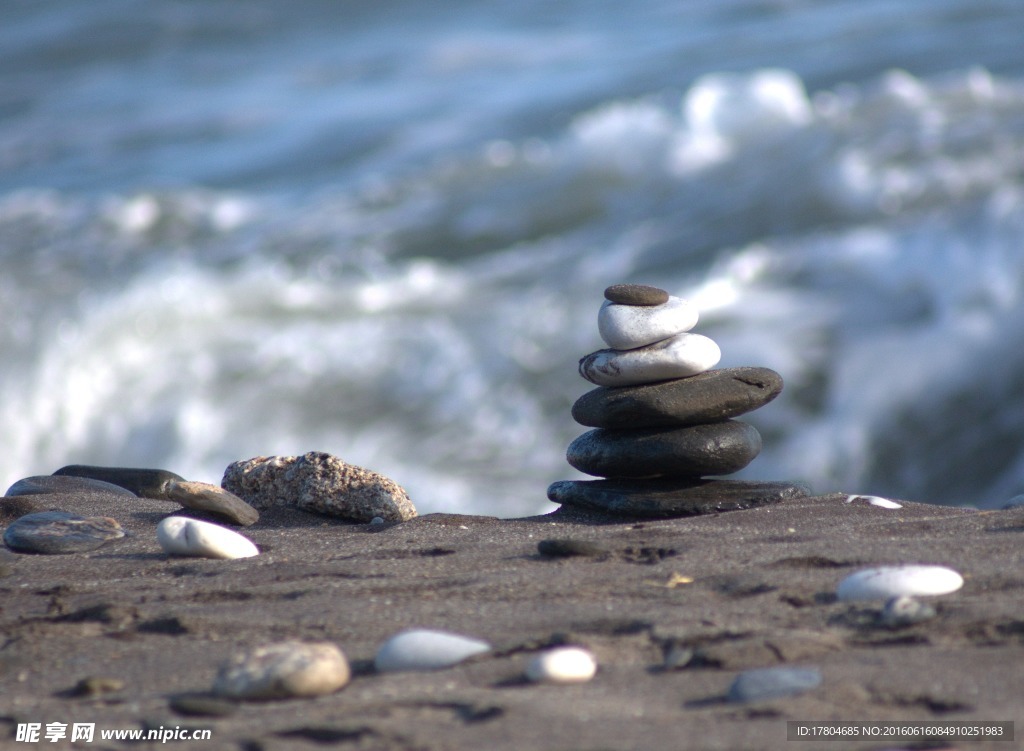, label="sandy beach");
[1,488,1022,750]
